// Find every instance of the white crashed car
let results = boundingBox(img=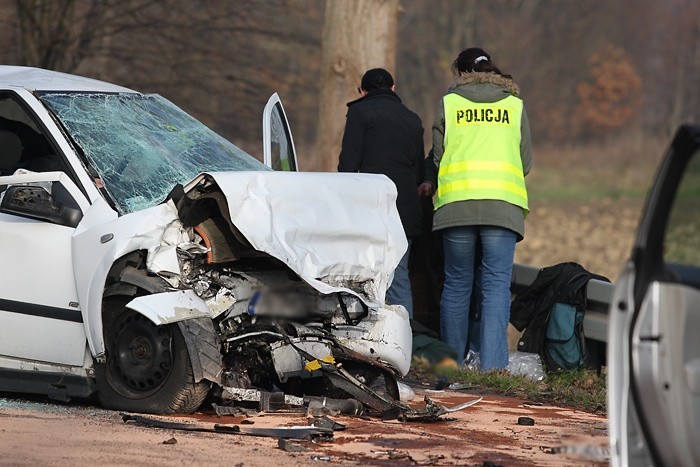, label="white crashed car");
[0,66,411,414]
